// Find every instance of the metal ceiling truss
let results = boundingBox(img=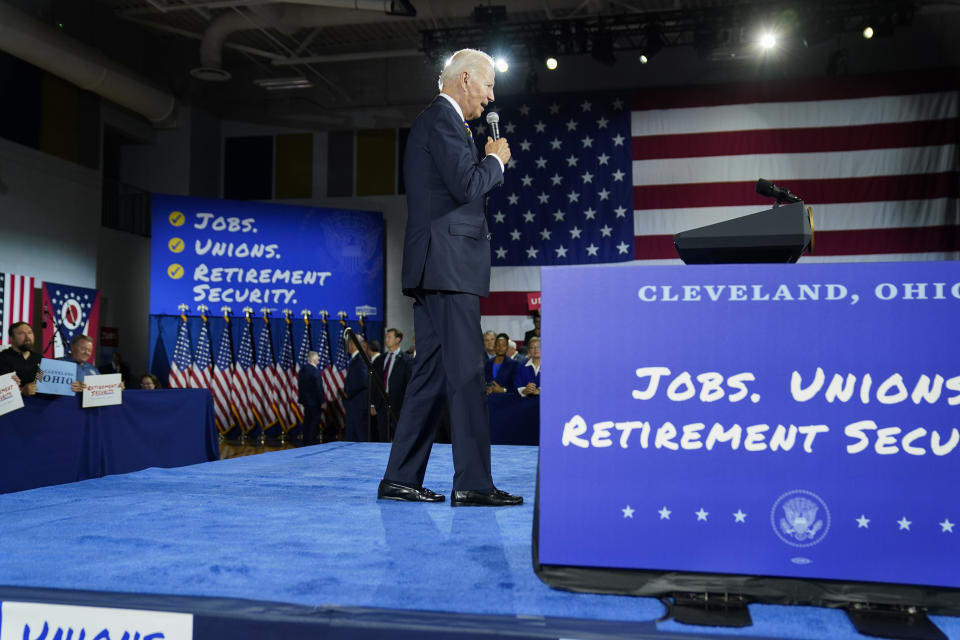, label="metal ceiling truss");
[419,0,916,64]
